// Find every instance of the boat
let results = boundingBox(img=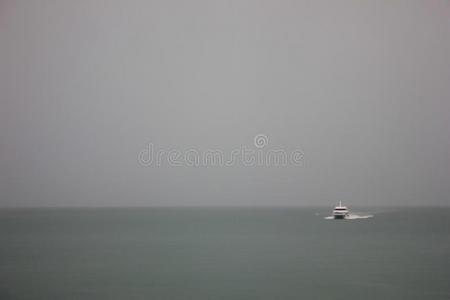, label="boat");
[333,201,349,219]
